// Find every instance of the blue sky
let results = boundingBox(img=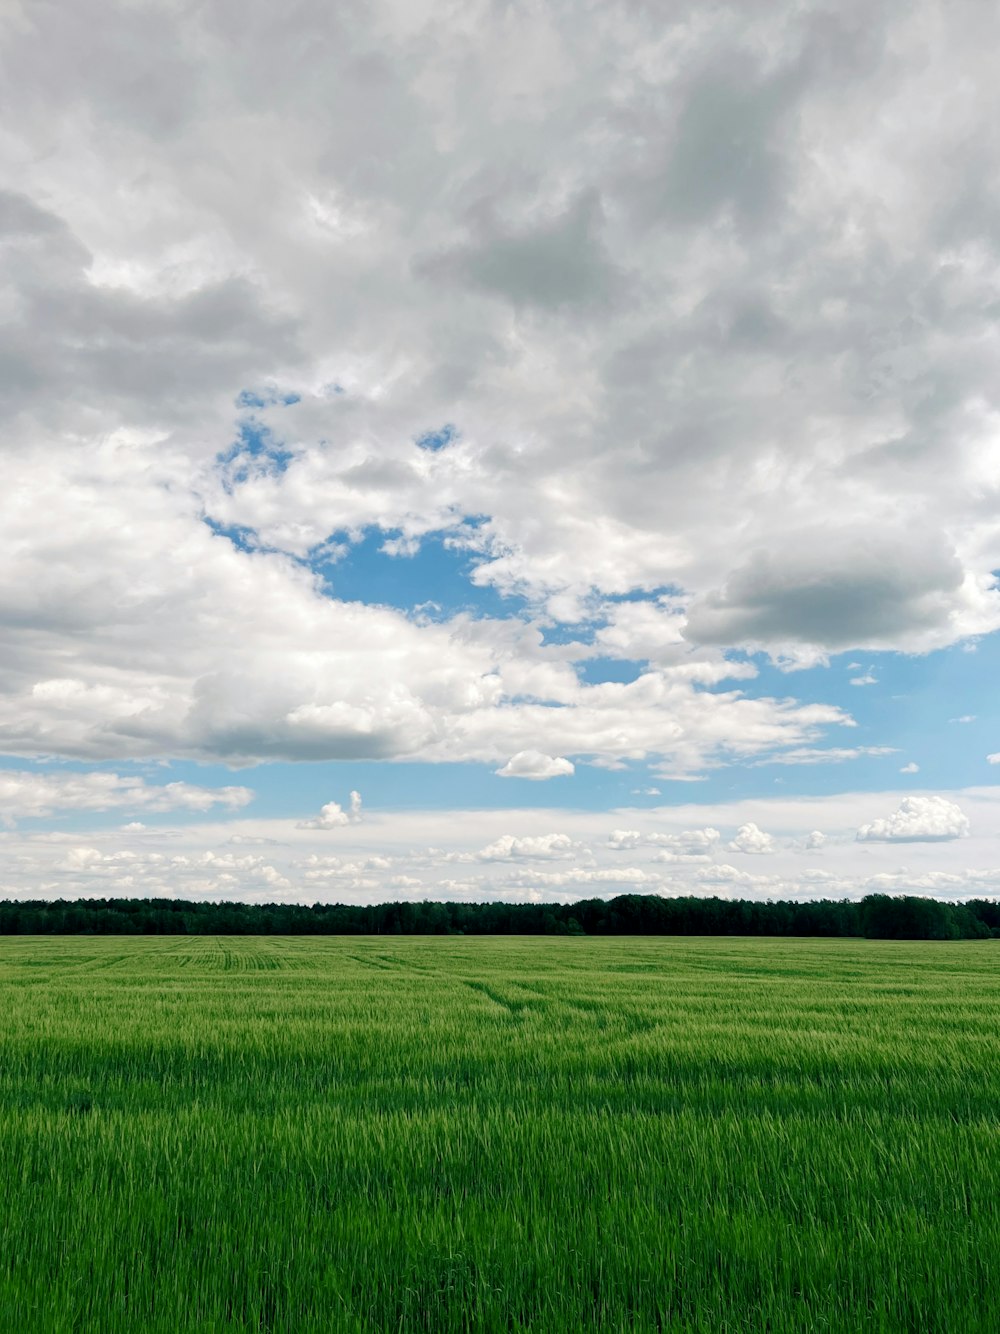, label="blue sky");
[2,0,1000,901]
